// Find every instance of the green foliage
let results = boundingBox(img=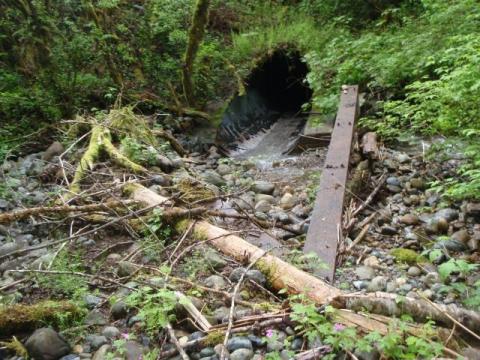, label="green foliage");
[125,286,177,335]
[289,293,444,359]
[389,248,421,264]
[36,249,88,302]
[438,258,478,281]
